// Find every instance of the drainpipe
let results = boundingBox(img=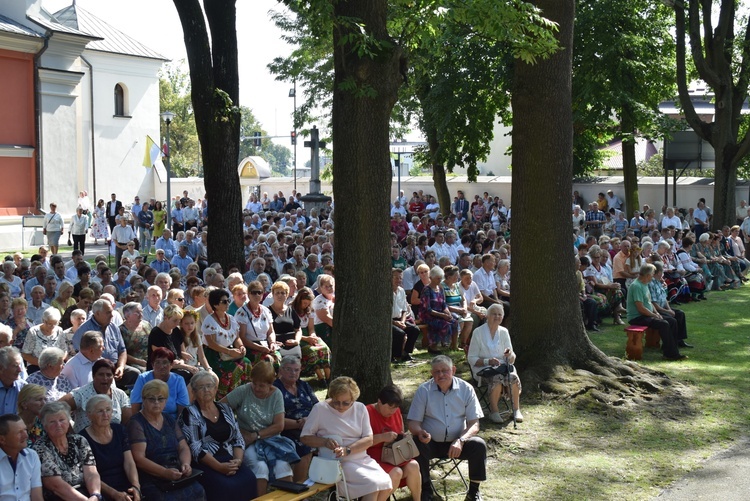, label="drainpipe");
[33,35,49,213]
[80,54,97,203]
